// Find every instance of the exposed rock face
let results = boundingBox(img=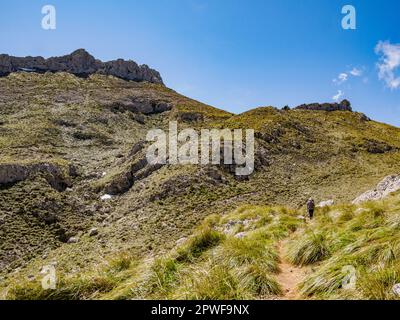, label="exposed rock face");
[0,163,72,191]
[363,139,394,154]
[352,175,400,204]
[104,157,163,195]
[107,98,172,115]
[0,49,163,84]
[295,99,352,112]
